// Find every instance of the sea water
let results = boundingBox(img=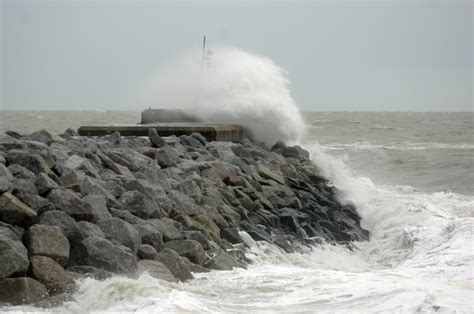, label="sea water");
[1,110,472,313]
